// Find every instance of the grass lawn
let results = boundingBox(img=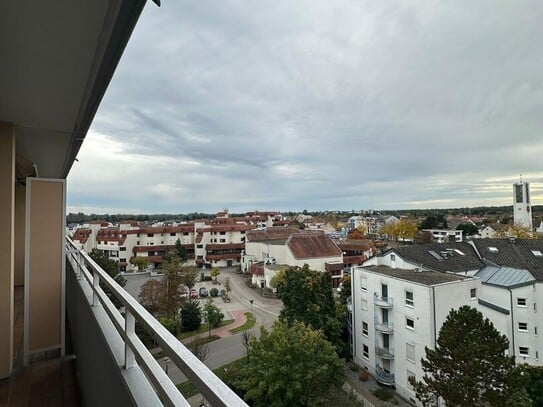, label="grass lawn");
[178,318,234,340]
[228,312,256,335]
